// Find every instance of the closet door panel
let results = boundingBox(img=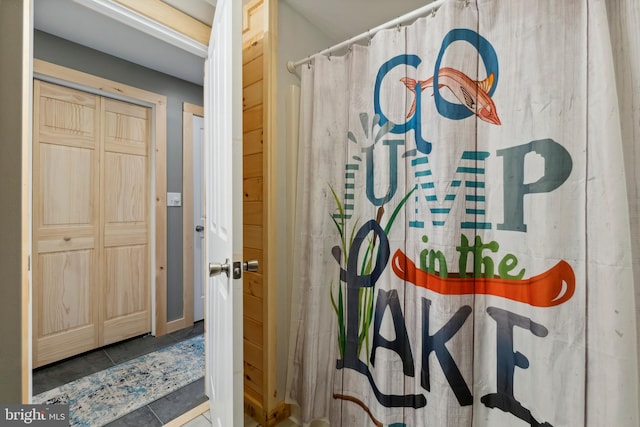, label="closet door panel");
[38,236,95,253]
[34,81,152,366]
[104,98,148,156]
[104,152,146,222]
[103,245,149,345]
[101,98,151,345]
[35,250,97,366]
[39,144,94,227]
[38,82,97,147]
[103,224,148,247]
[38,250,93,334]
[33,81,100,368]
[104,246,147,318]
